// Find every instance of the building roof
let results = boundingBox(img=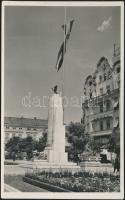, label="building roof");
[4,117,48,128]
